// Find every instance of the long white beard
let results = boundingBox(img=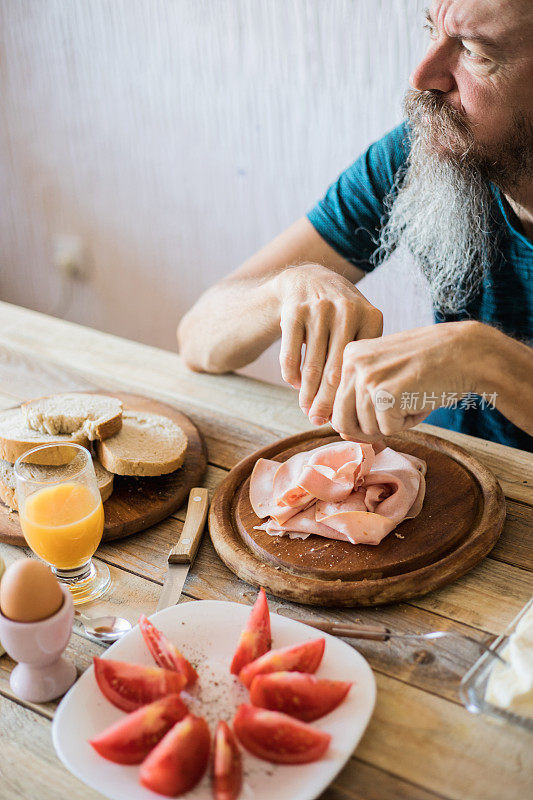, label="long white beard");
[375,130,495,316]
